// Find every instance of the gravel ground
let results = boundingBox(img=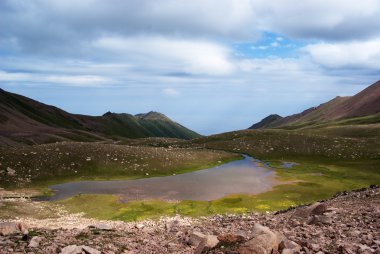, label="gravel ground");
[0,186,379,254]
